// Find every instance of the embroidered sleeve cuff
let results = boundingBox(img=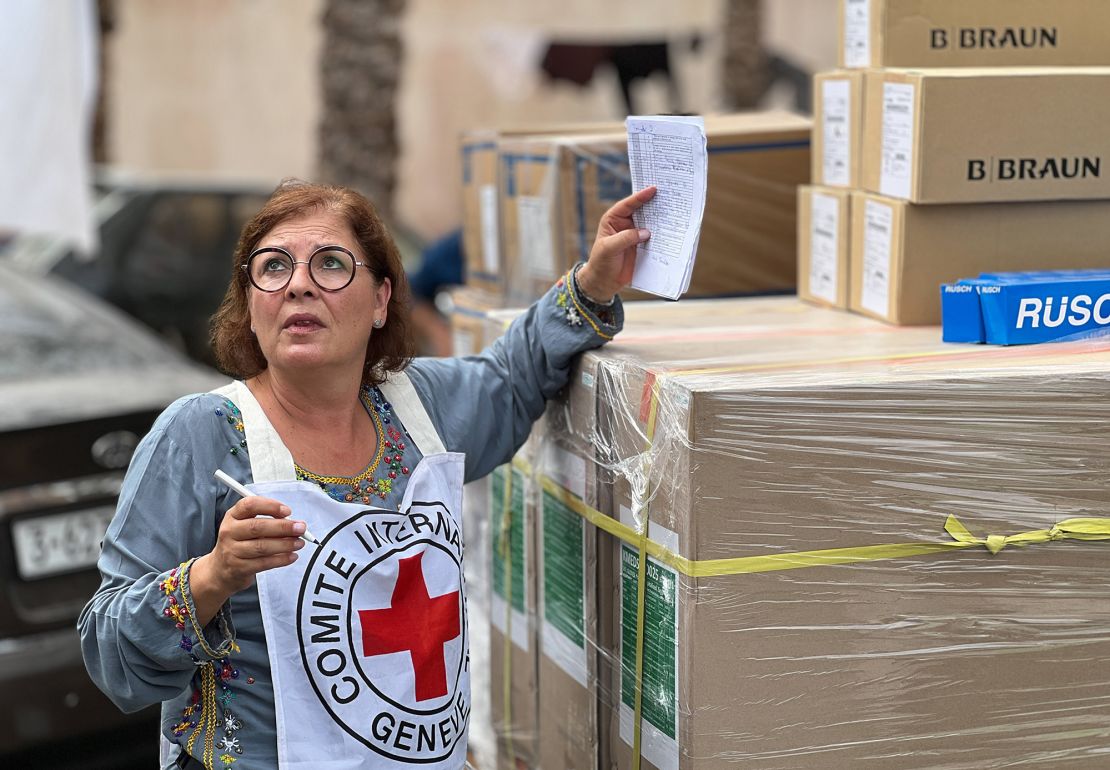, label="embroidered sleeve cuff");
[559,264,624,339]
[159,558,237,663]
